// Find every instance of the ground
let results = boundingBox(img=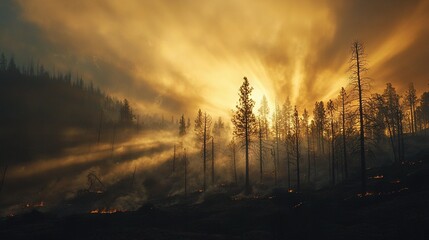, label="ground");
[1,159,428,240]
